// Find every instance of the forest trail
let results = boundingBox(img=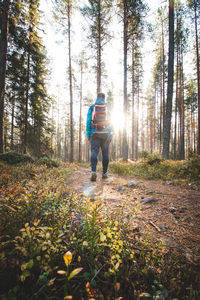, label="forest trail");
[70,166,200,262]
